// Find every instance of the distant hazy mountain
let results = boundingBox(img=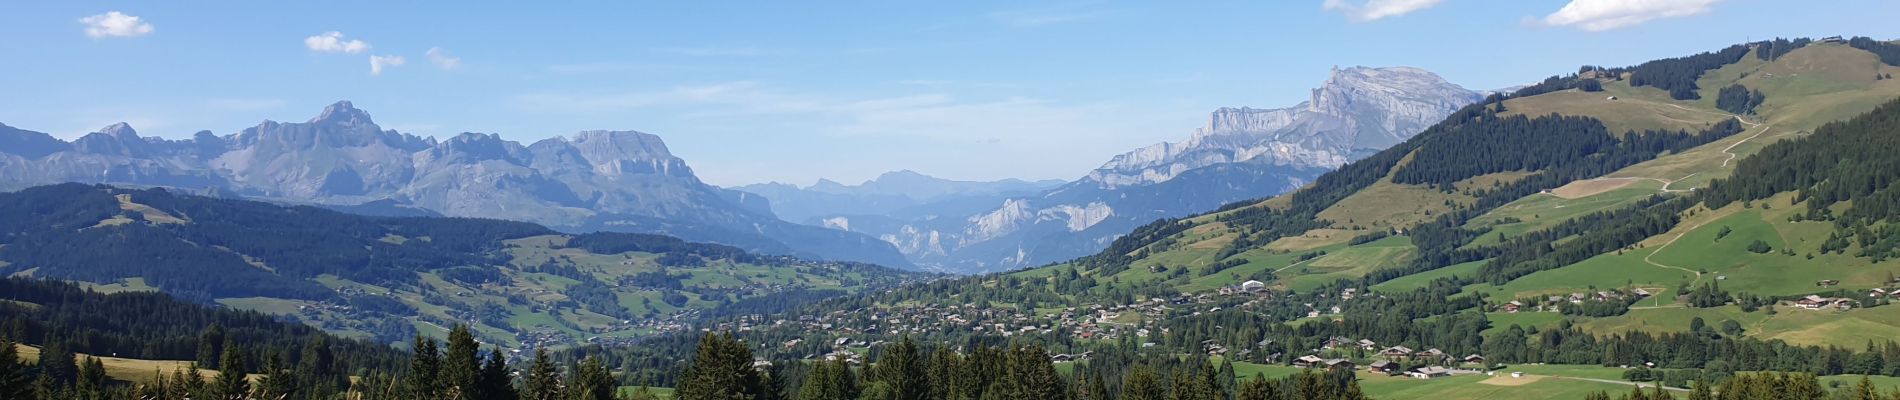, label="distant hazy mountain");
[0,101,911,268]
[819,66,1482,273]
[734,170,1064,223]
